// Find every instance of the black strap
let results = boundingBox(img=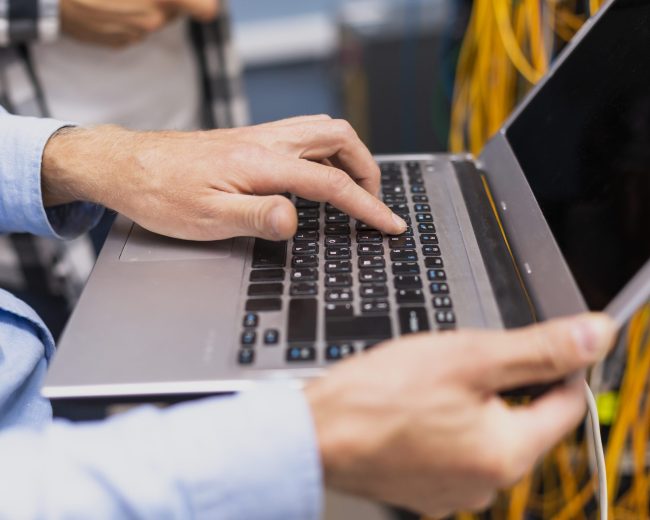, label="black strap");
[8,0,39,43]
